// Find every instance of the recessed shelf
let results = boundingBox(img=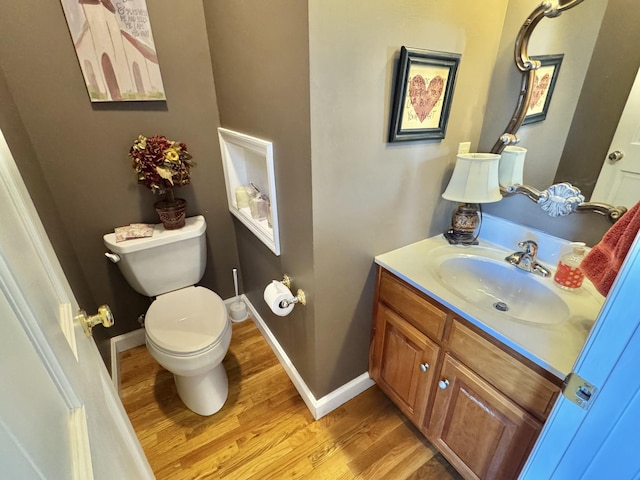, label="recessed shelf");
[218,127,281,255]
